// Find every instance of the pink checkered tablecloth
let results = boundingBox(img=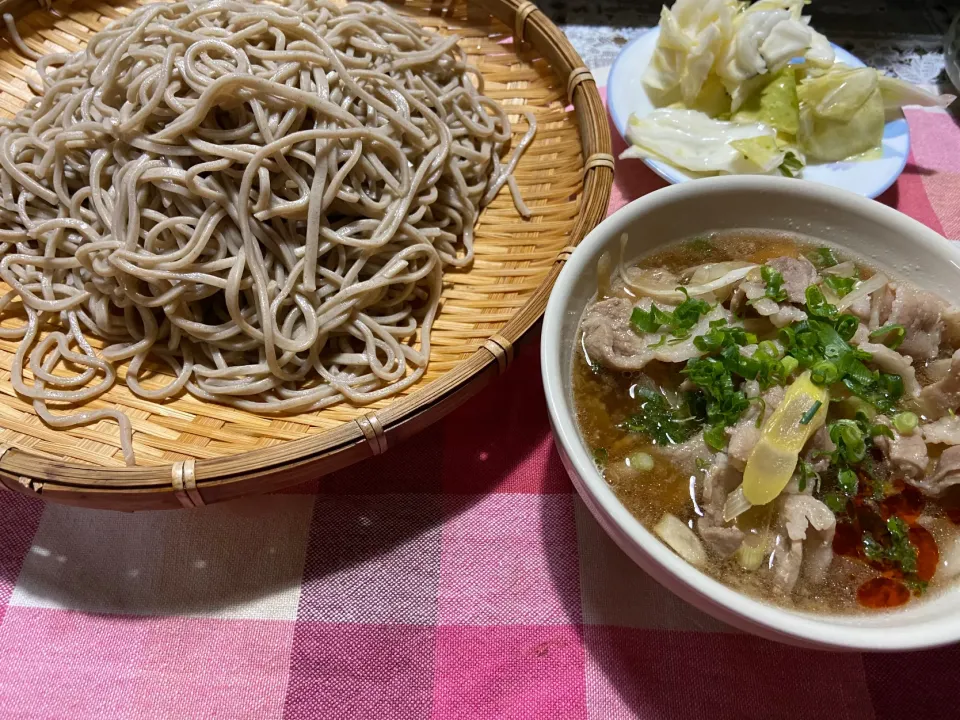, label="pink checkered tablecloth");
[1,94,960,718]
